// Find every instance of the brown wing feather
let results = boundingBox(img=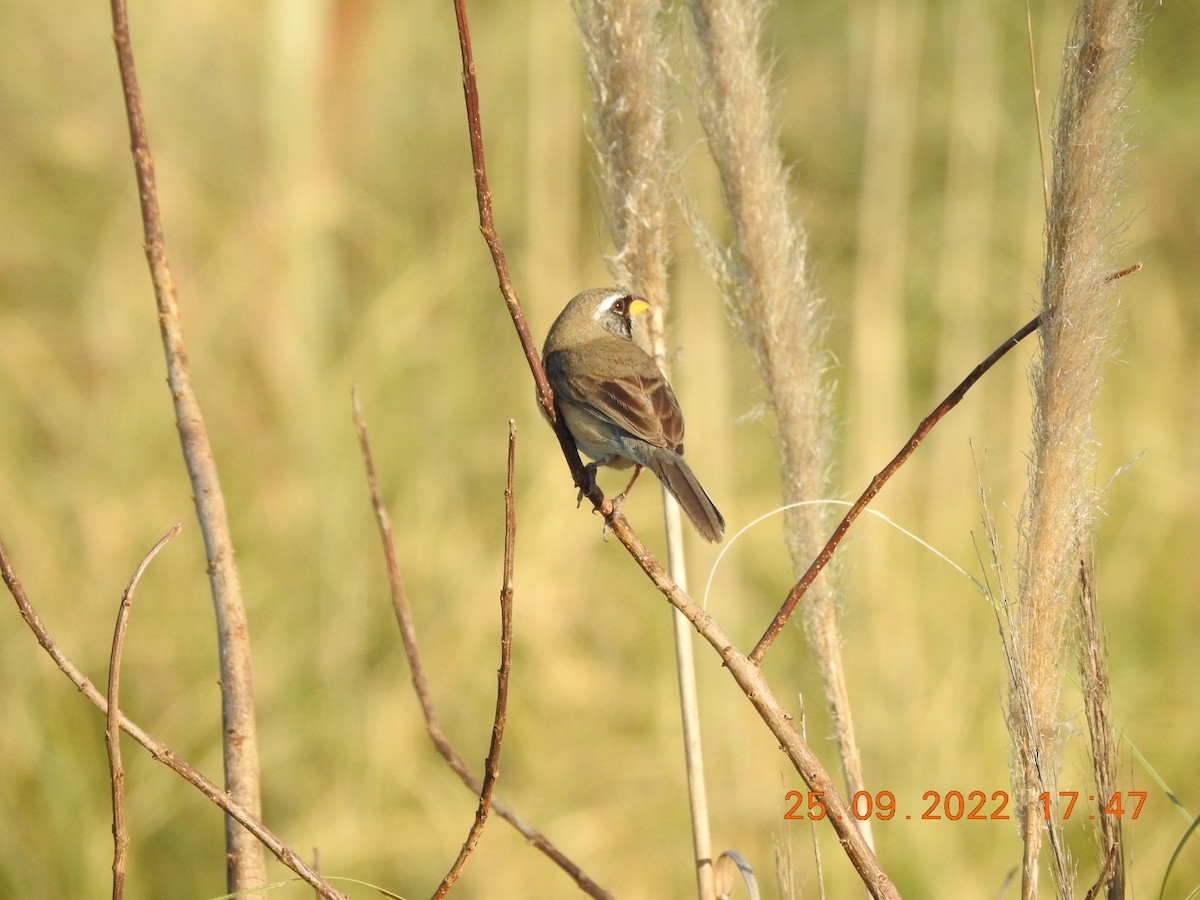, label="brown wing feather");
[547,340,685,452]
